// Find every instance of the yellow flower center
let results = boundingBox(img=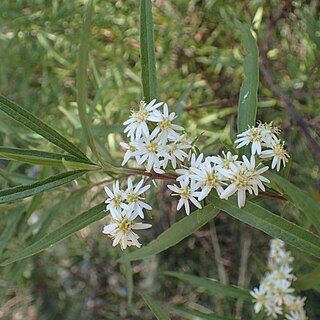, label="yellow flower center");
[204,172,218,188]
[146,142,158,154]
[126,192,140,204]
[234,173,248,188]
[129,144,136,152]
[118,218,132,233]
[249,129,261,142]
[180,187,190,199]
[135,108,149,123]
[159,118,171,130]
[113,195,122,209]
